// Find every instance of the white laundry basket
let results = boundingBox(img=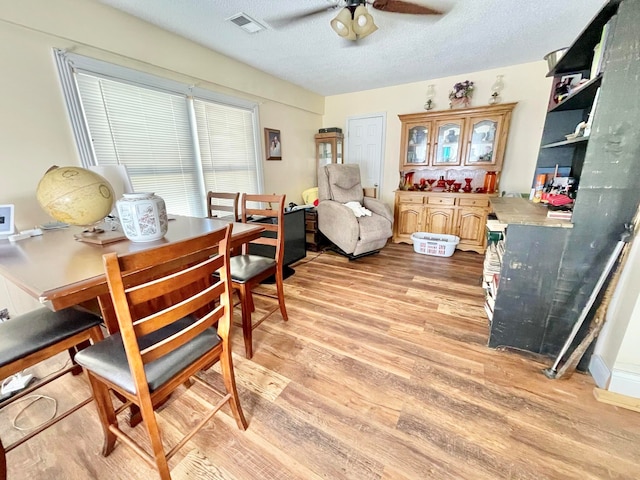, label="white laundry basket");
[410,232,459,257]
